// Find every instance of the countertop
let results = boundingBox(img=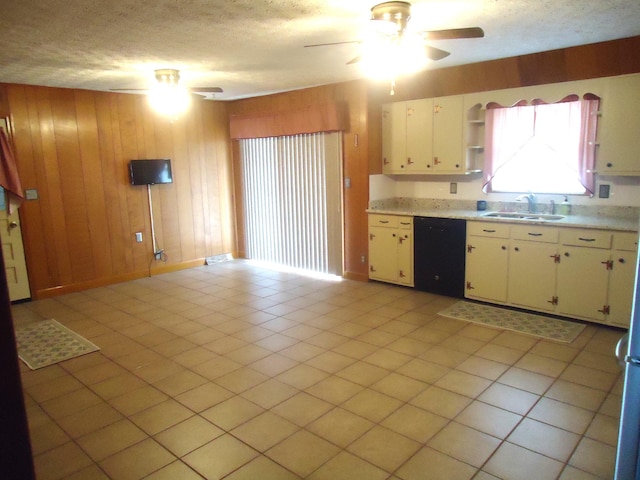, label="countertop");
[366,206,639,232]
